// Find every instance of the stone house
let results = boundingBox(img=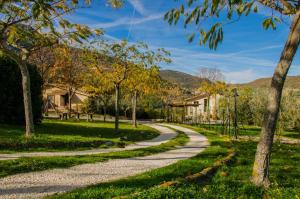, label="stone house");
[185,93,221,121]
[43,85,89,114]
